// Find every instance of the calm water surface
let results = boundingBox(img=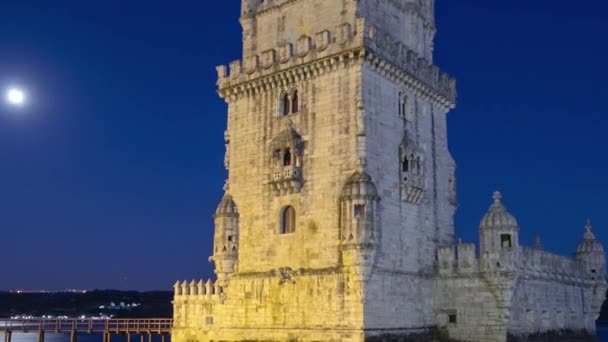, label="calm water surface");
[2,326,608,341]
